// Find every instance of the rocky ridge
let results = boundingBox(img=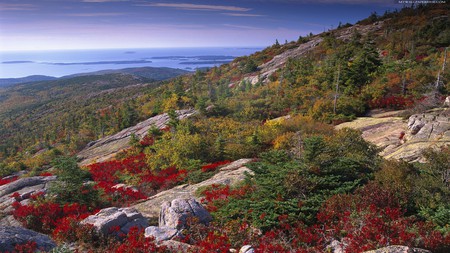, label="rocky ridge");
[77,109,197,165]
[244,21,384,85]
[0,176,57,226]
[336,108,450,162]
